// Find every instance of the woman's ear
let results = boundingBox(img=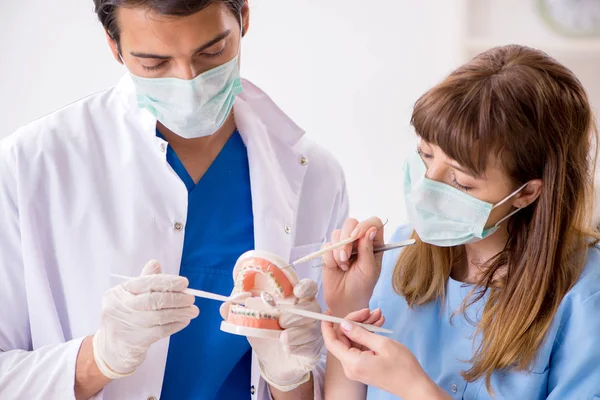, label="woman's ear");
[512,179,543,208]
